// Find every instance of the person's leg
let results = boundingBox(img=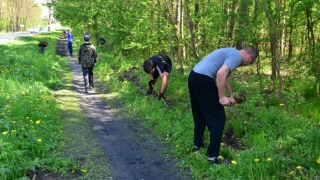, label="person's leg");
[88,66,94,87]
[67,42,72,56]
[70,42,73,56]
[188,71,206,148]
[197,82,225,157]
[82,67,89,90]
[189,71,226,158]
